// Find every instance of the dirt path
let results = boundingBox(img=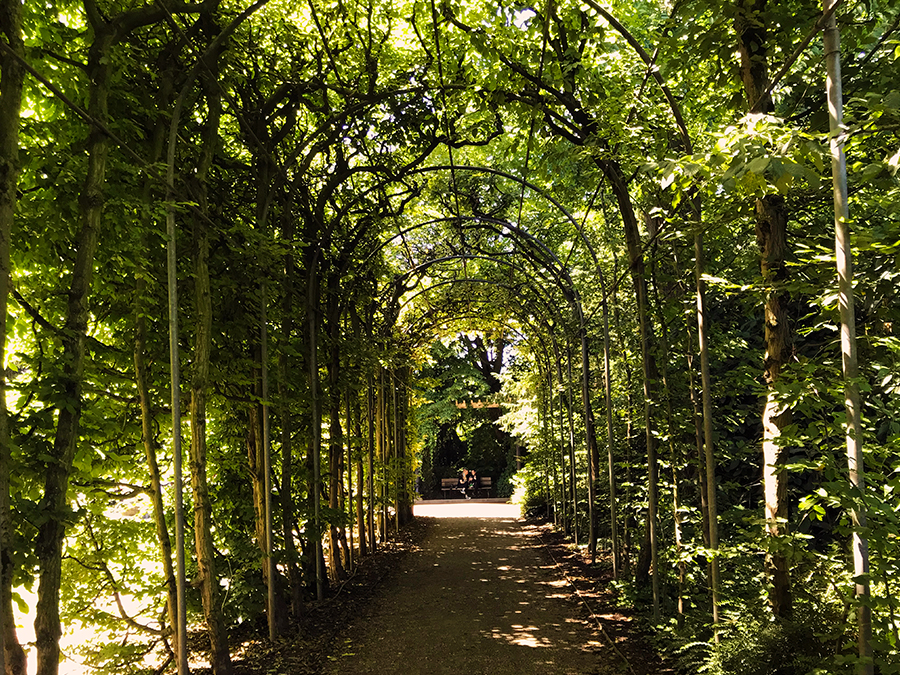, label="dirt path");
[324,503,612,675]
